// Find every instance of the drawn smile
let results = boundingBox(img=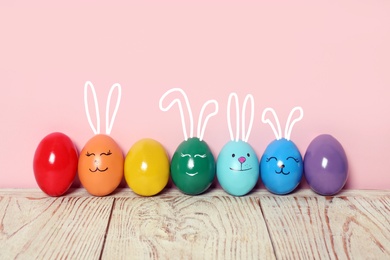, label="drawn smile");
[275,169,290,175]
[89,167,108,172]
[186,172,199,177]
[230,167,252,172]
